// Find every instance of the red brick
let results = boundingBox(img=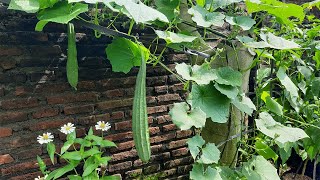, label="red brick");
[110,140,134,152]
[157,94,181,102]
[15,86,31,96]
[163,124,177,132]
[0,86,4,97]
[76,115,96,125]
[164,157,193,169]
[111,150,137,162]
[0,111,28,124]
[149,127,160,135]
[111,111,124,120]
[147,105,167,114]
[32,107,60,119]
[146,76,167,86]
[14,147,42,160]
[126,169,142,178]
[172,147,189,157]
[114,120,131,131]
[34,83,70,94]
[1,97,38,110]
[0,59,16,70]
[64,104,94,115]
[1,158,52,176]
[147,96,157,104]
[161,168,177,177]
[177,165,192,175]
[96,98,133,110]
[78,81,96,90]
[0,154,14,165]
[156,115,171,124]
[176,130,193,138]
[155,86,168,94]
[9,171,42,180]
[143,164,160,174]
[0,47,23,56]
[103,89,124,98]
[150,132,175,144]
[95,113,111,121]
[2,135,35,149]
[29,118,73,131]
[47,92,98,104]
[170,83,185,92]
[108,161,132,172]
[133,153,170,168]
[0,127,12,137]
[167,139,187,149]
[105,132,132,142]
